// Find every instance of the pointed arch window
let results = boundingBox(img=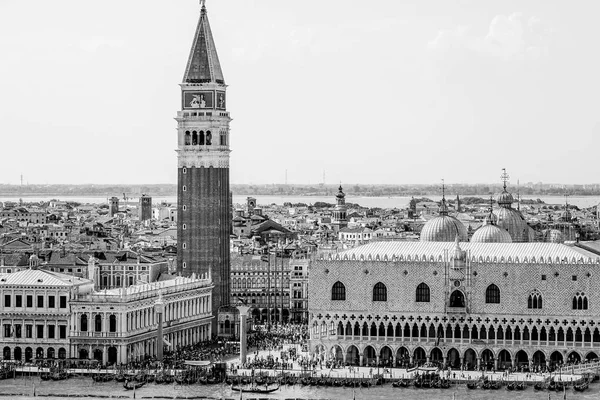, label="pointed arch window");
[199,131,205,145]
[416,283,430,302]
[573,292,588,310]
[184,131,191,145]
[331,281,346,301]
[372,282,387,302]
[192,131,198,145]
[485,284,500,304]
[528,290,543,309]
